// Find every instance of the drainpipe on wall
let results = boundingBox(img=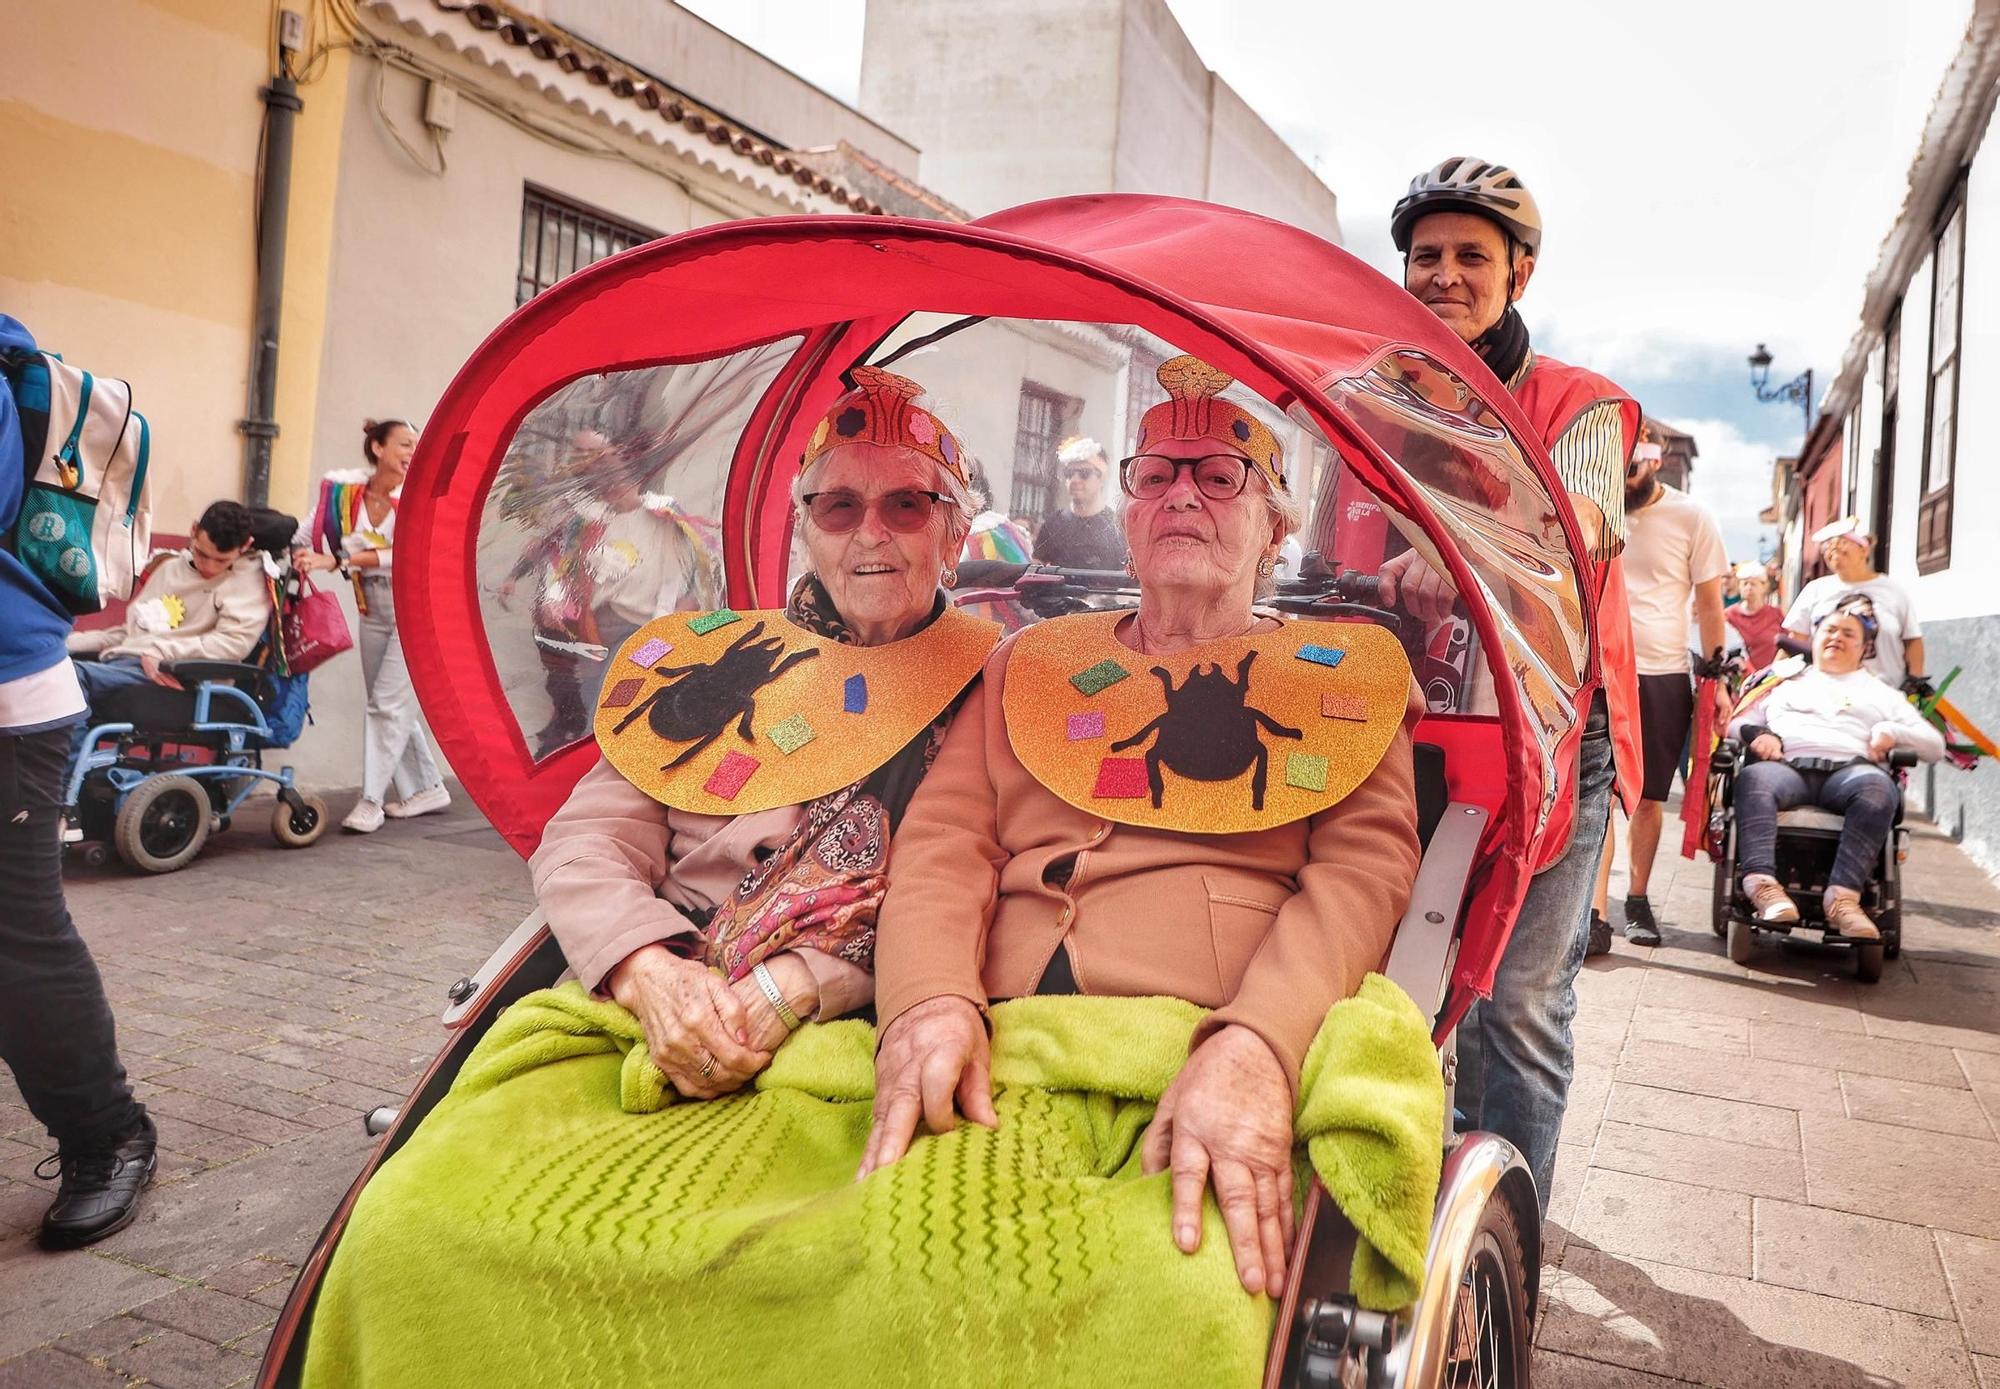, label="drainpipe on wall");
[241,71,302,508]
